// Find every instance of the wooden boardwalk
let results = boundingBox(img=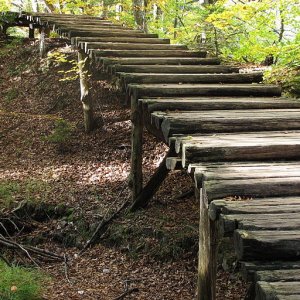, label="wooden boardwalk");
[6,12,300,299]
